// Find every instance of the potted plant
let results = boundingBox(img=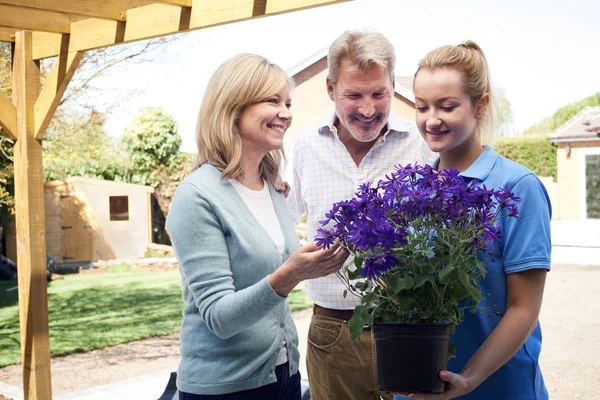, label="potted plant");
[315,164,520,393]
